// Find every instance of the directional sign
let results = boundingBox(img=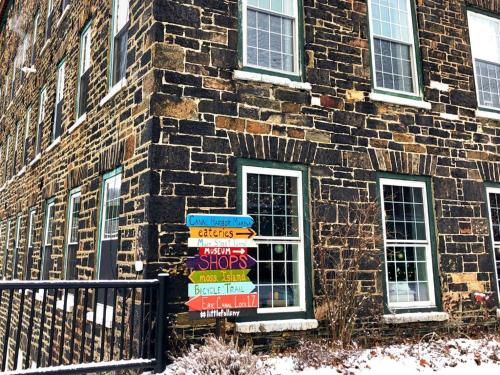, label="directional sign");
[186,214,254,228]
[189,308,258,320]
[189,227,256,239]
[189,269,250,284]
[186,293,259,311]
[199,247,247,256]
[187,255,256,271]
[188,282,255,297]
[188,238,257,248]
